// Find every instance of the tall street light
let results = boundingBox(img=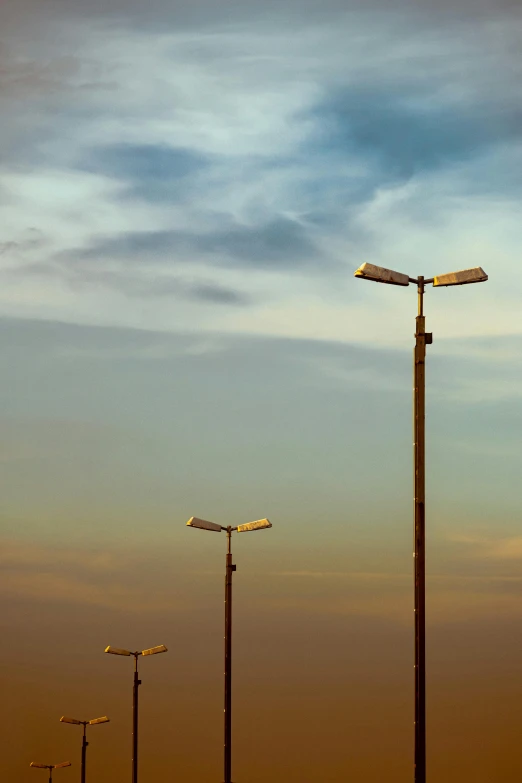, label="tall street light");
[186,516,272,783]
[60,715,109,783]
[30,761,71,783]
[104,644,168,783]
[354,263,488,783]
